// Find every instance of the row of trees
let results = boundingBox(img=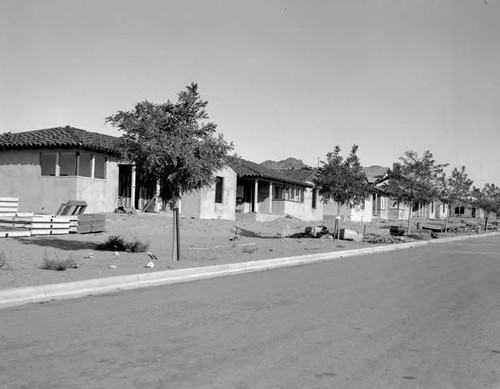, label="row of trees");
[107,83,499,258]
[315,146,500,233]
